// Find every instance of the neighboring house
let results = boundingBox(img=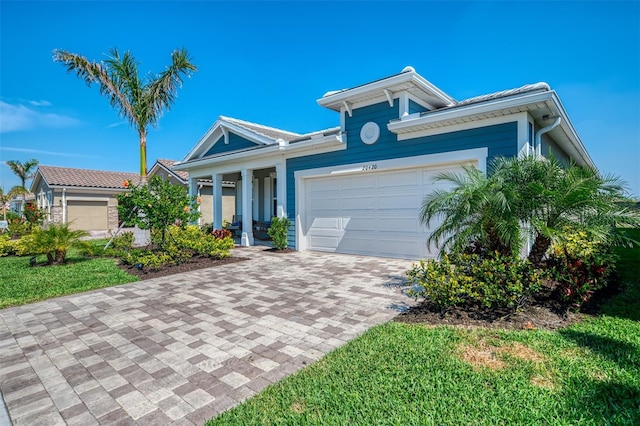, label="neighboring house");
[30,165,140,232]
[174,67,594,259]
[147,159,236,225]
[9,193,36,215]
